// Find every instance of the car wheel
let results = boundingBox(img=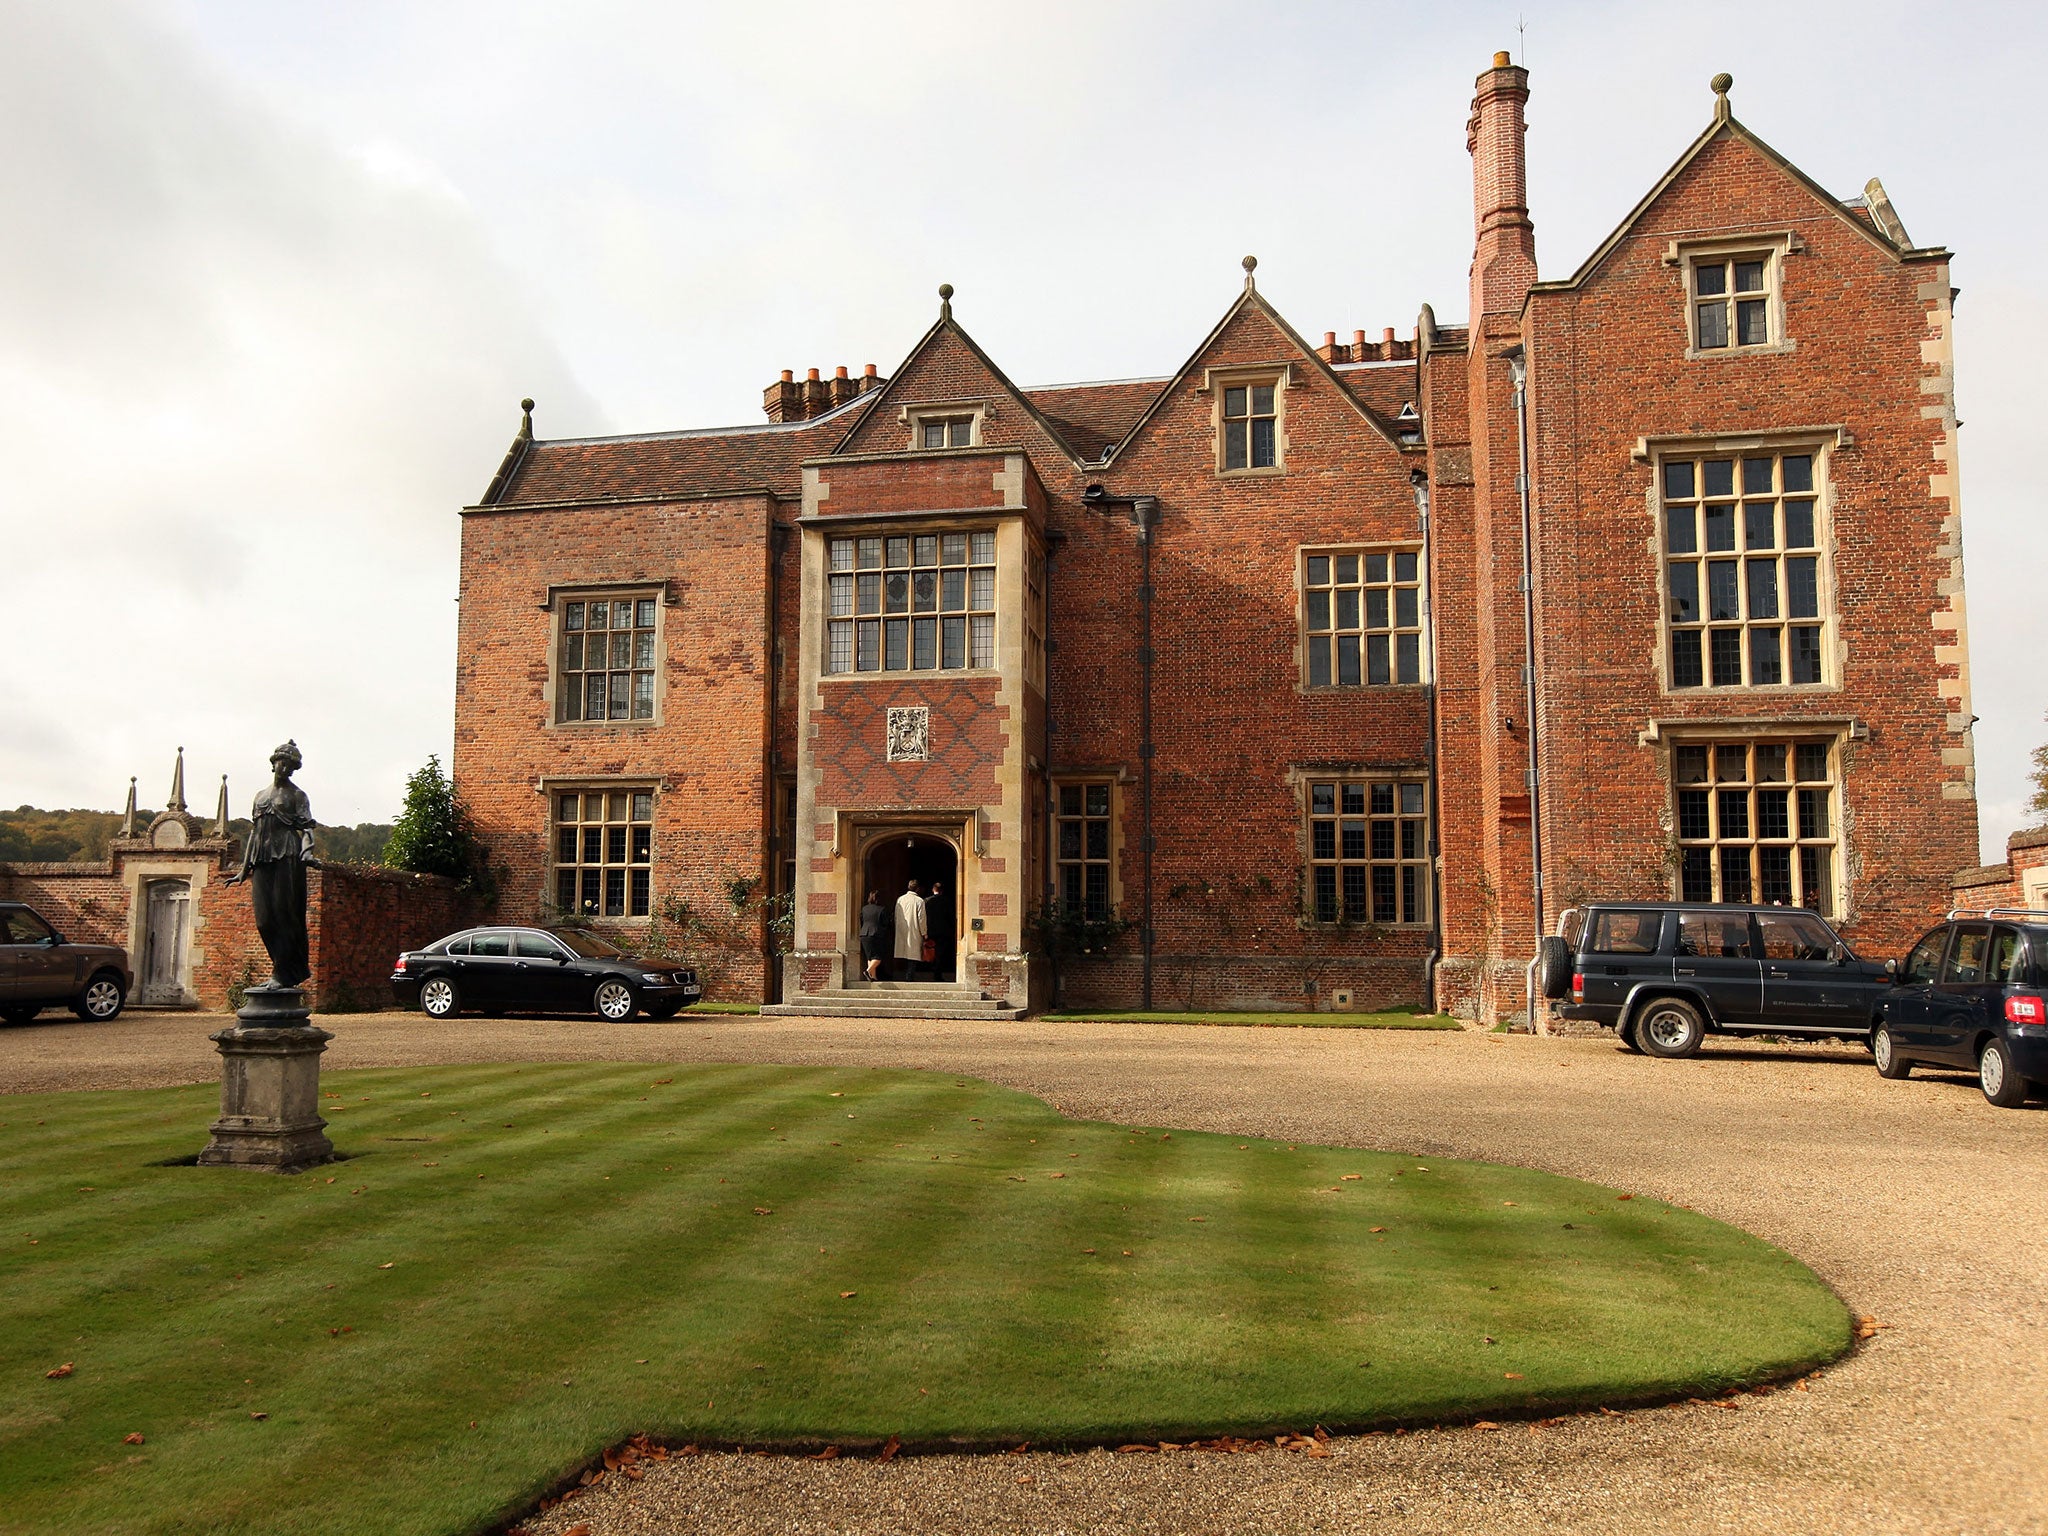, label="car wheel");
[1979,1037,2031,1108]
[594,979,640,1022]
[1636,997,1706,1059]
[1872,1023,1911,1079]
[1617,1016,1645,1053]
[419,976,461,1019]
[2,1003,42,1026]
[74,973,126,1022]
